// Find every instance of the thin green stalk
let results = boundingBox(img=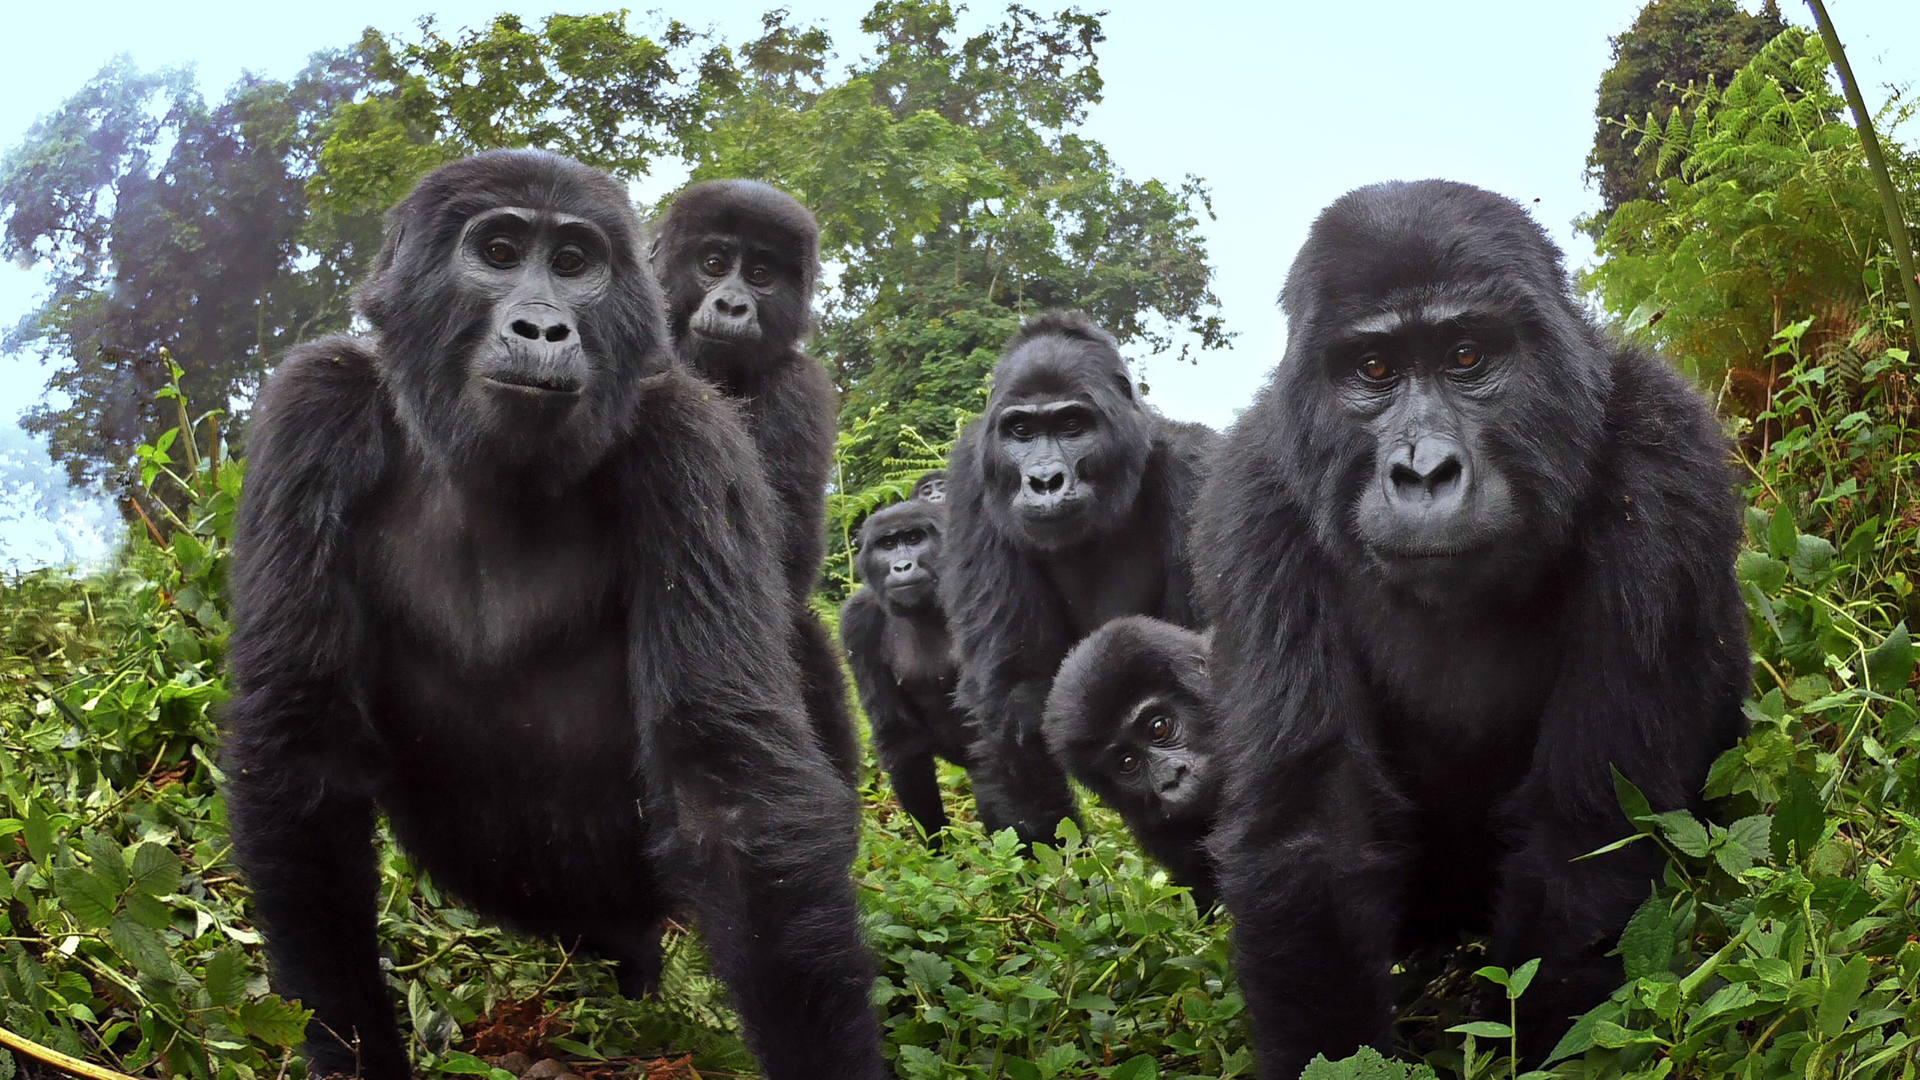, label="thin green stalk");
[1805,0,1920,356]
